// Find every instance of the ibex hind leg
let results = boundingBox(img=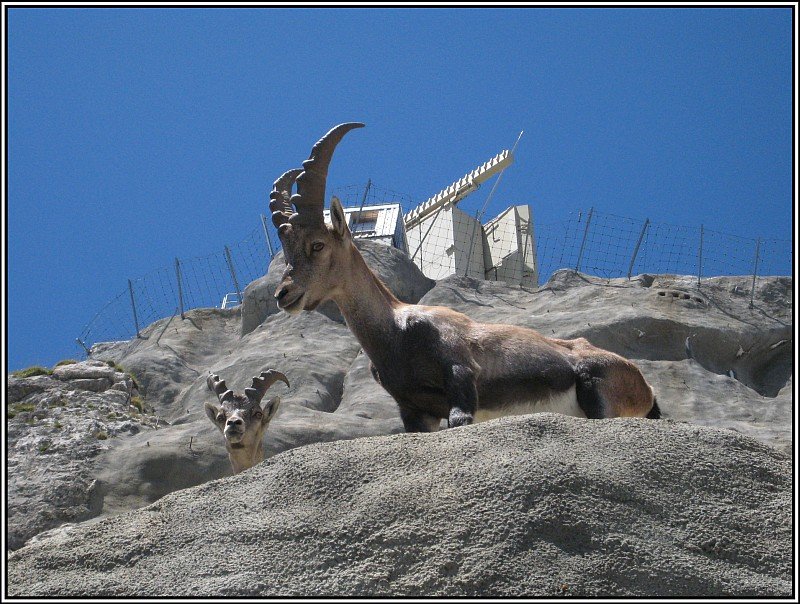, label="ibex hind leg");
[576,361,658,419]
[574,363,607,419]
[645,397,661,419]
